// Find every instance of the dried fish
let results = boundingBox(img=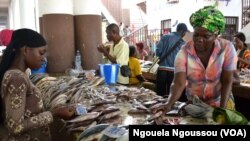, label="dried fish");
[147,111,163,121]
[99,111,121,121]
[78,124,109,141]
[101,115,123,125]
[127,108,150,115]
[68,121,97,133]
[67,112,100,123]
